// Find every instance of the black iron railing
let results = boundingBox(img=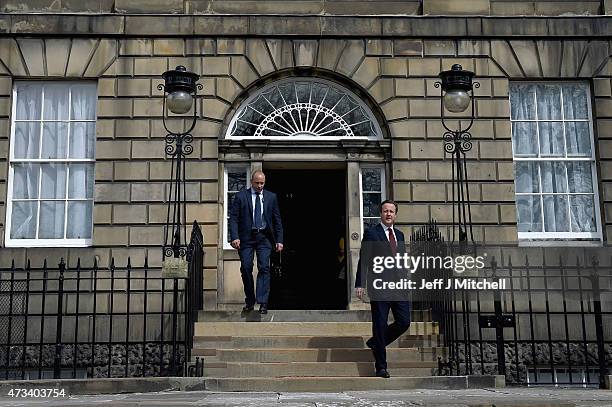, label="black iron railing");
[0,222,205,380]
[412,221,612,388]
